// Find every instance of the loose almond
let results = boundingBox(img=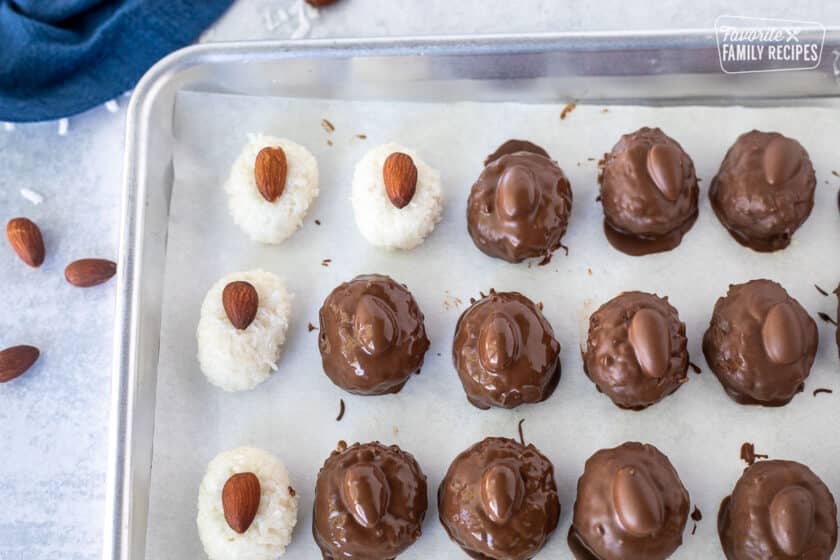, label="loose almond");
[222,472,261,534]
[0,345,40,383]
[7,217,45,267]
[65,258,117,287]
[222,281,259,330]
[254,147,288,202]
[383,152,418,209]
